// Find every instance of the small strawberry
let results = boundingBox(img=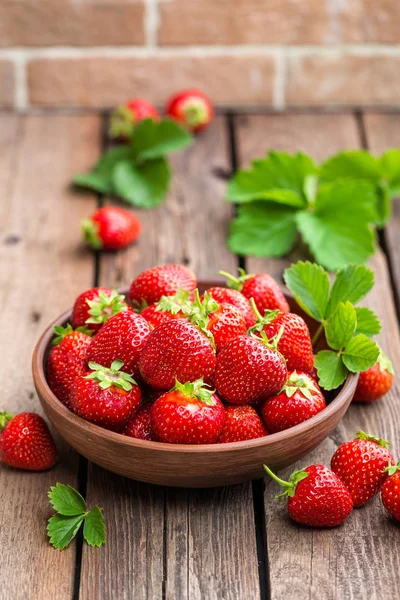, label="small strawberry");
[109,98,160,140]
[265,464,353,527]
[204,286,256,329]
[330,431,395,507]
[353,348,394,403]
[0,412,57,471]
[47,324,92,408]
[220,269,289,314]
[166,89,214,133]
[218,405,268,443]
[70,360,142,431]
[214,333,287,405]
[141,289,193,329]
[151,379,224,444]
[262,371,326,433]
[82,206,141,251]
[130,264,197,308]
[381,462,400,522]
[122,403,154,441]
[139,319,216,390]
[86,311,151,377]
[72,287,130,333]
